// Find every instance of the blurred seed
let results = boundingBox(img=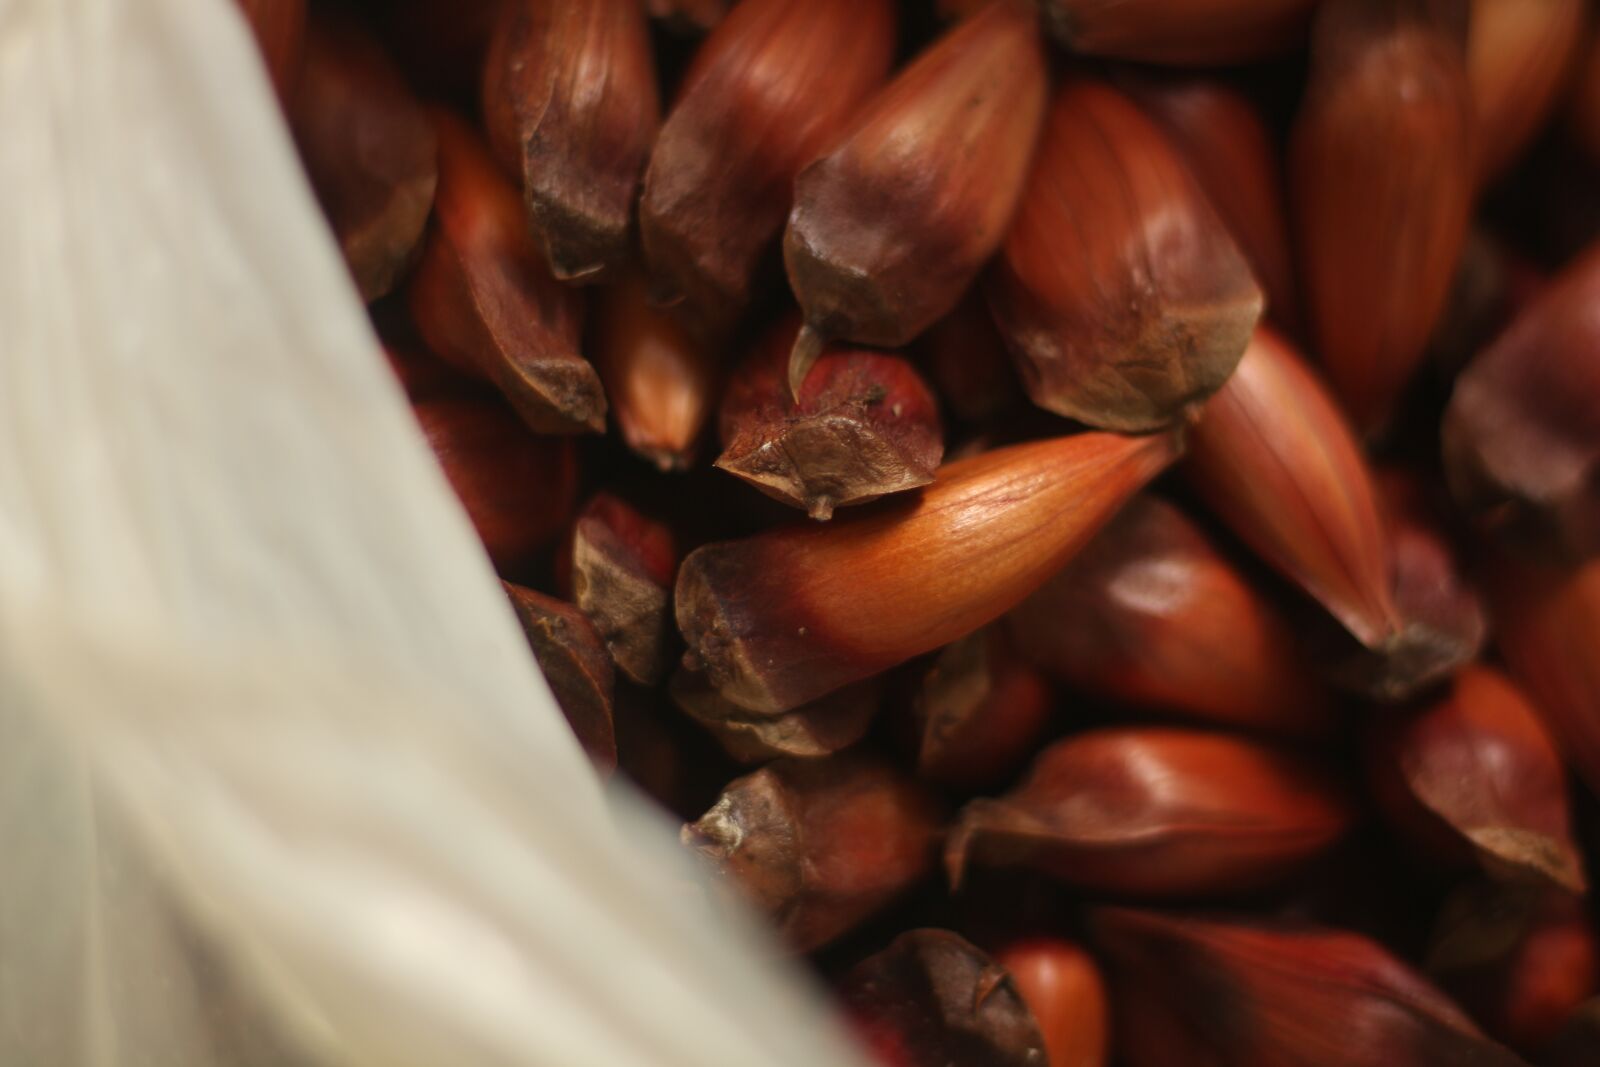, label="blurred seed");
[235,0,305,103]
[1092,907,1529,1067]
[1443,239,1600,559]
[1290,0,1474,434]
[291,12,437,303]
[994,938,1110,1067]
[1469,0,1588,182]
[947,727,1354,896]
[669,669,880,764]
[1034,0,1316,65]
[1368,665,1585,893]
